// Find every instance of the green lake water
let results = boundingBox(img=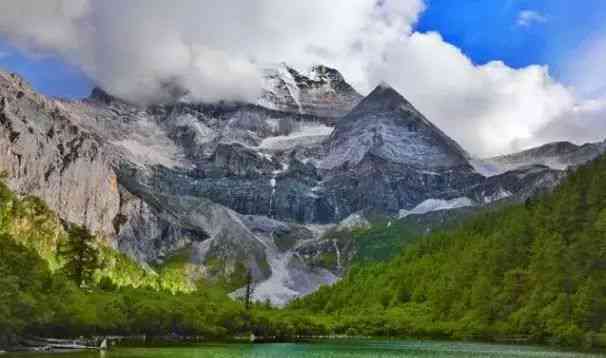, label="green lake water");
[5,340,605,358]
